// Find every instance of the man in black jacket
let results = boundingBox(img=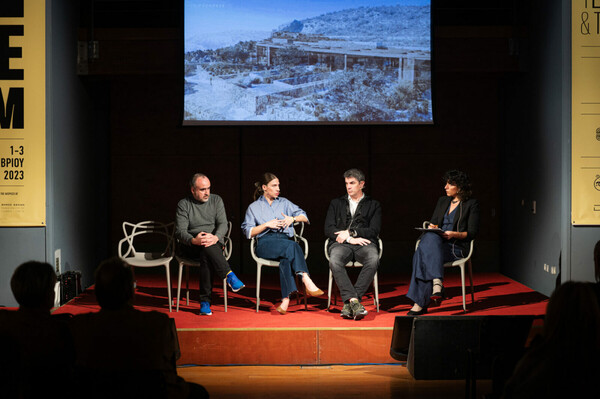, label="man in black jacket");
[324,168,381,320]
